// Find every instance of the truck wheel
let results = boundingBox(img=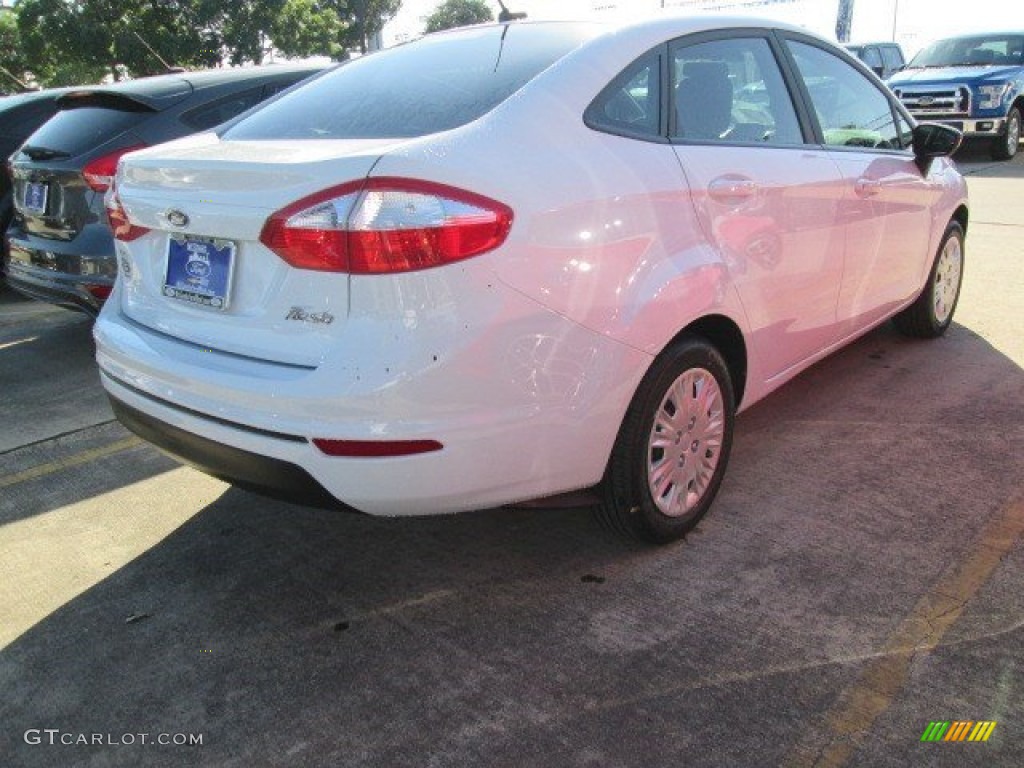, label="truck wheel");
[991,106,1020,161]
